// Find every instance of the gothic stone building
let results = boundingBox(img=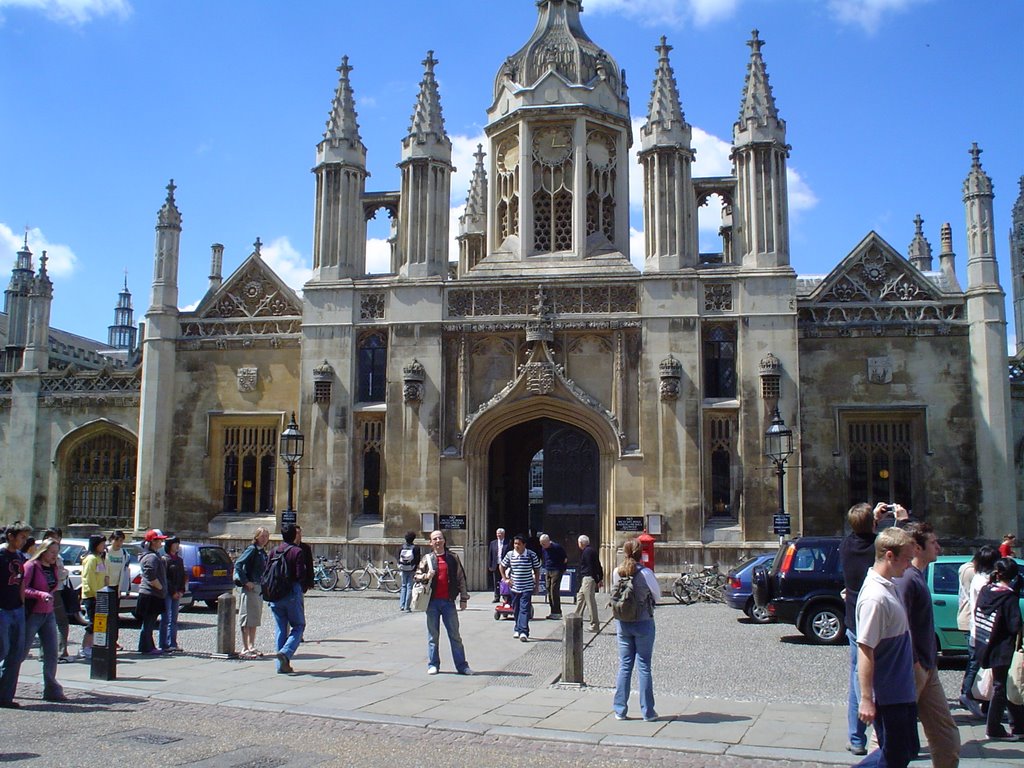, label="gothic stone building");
[1,0,1020,585]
